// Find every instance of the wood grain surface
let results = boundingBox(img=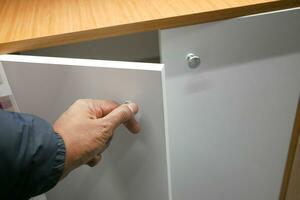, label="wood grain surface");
[0,0,299,54]
[280,98,300,200]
